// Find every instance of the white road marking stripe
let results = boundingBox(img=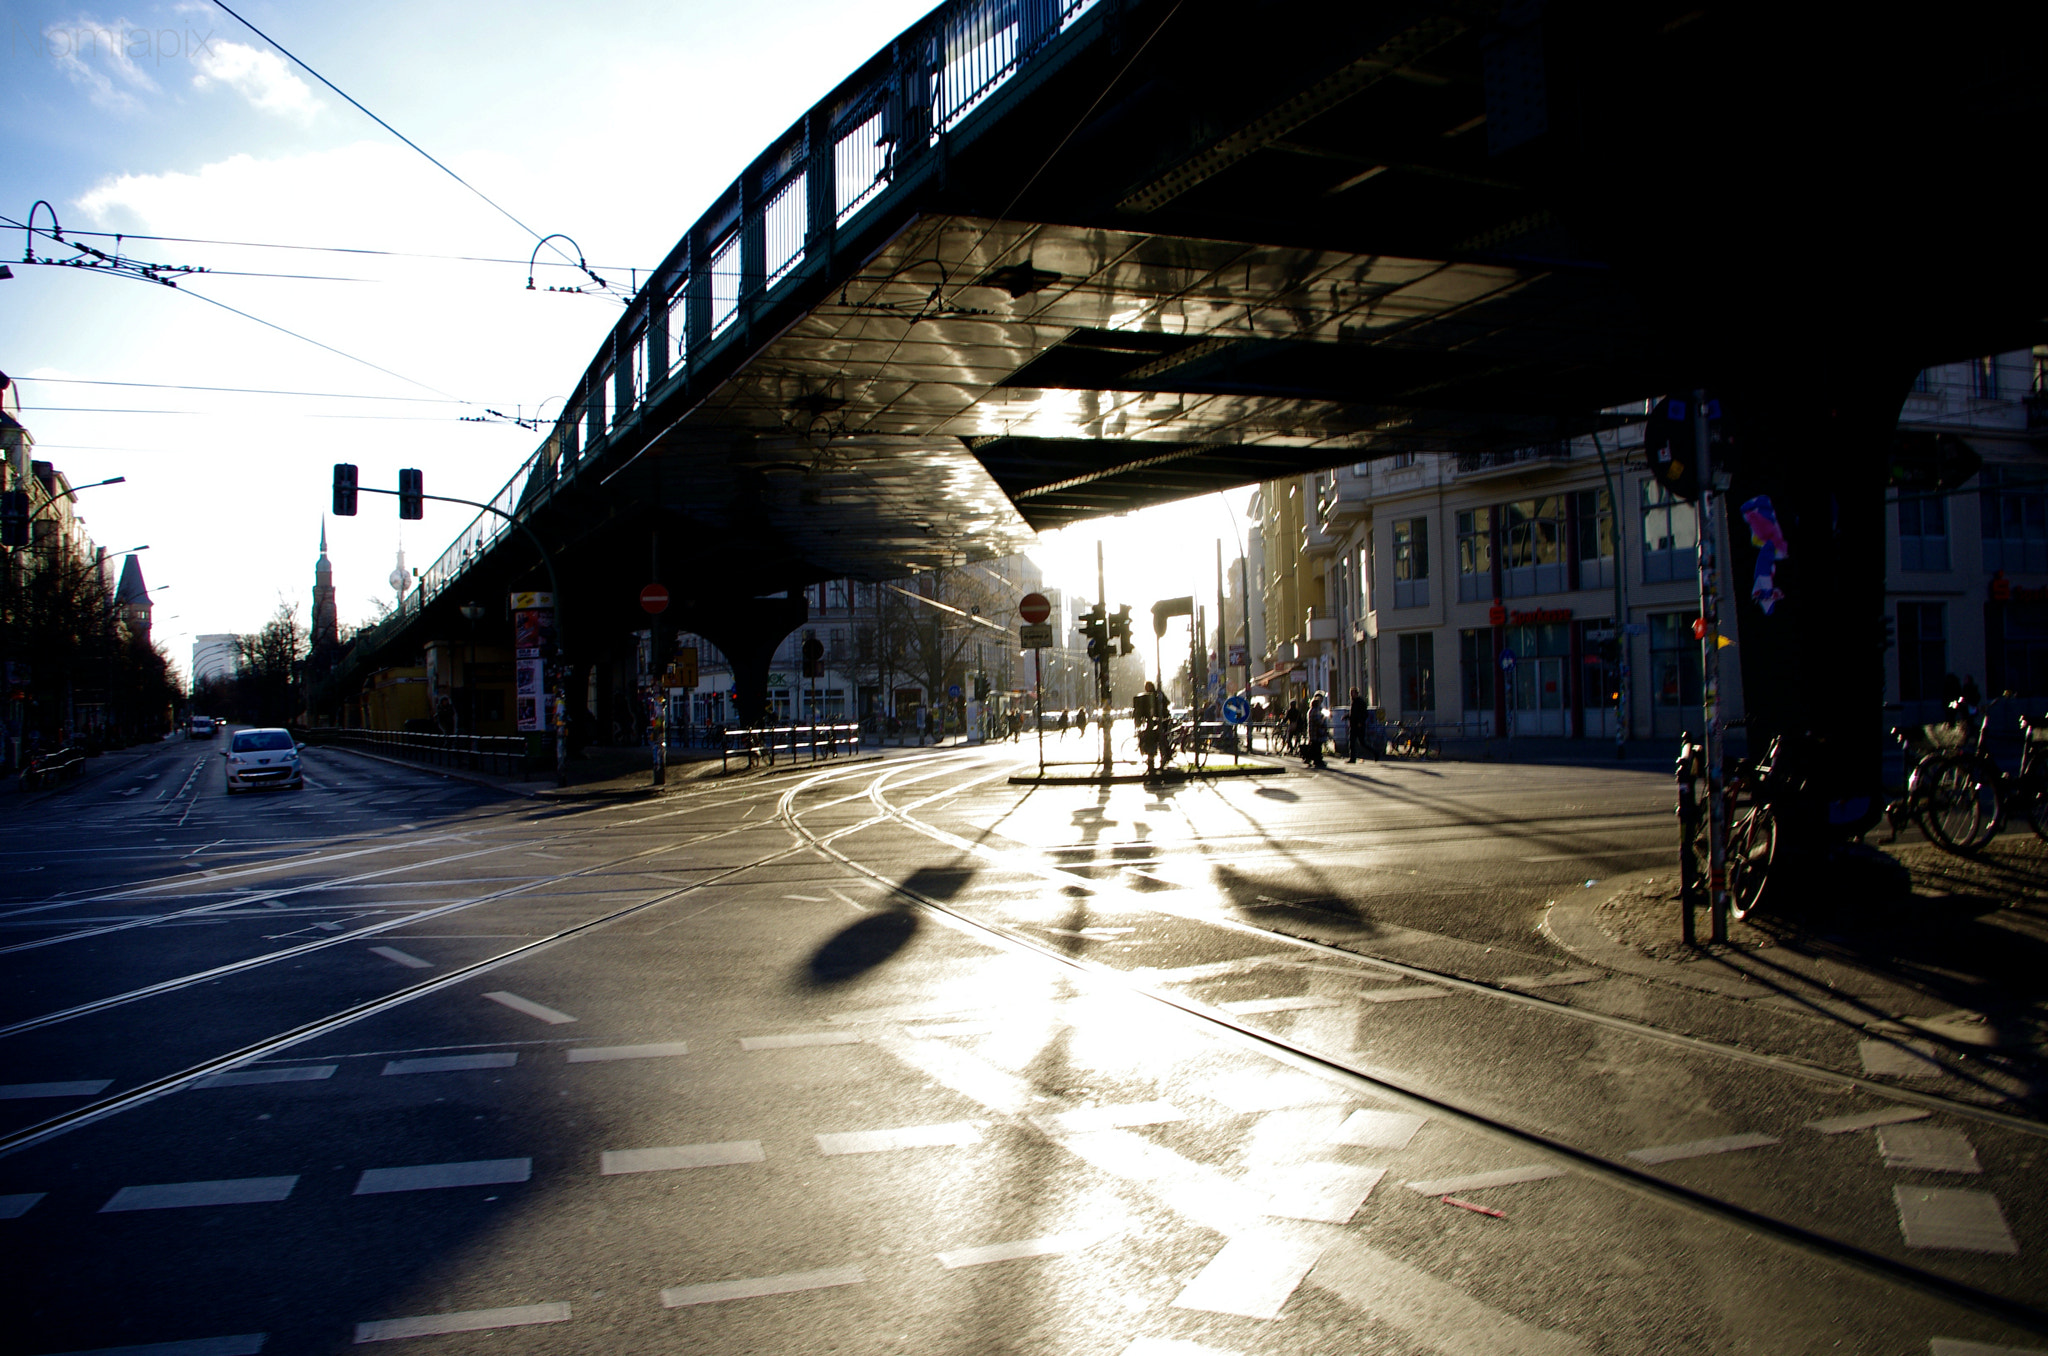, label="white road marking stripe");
[741,1031,860,1050]
[1122,1341,1242,1356]
[1930,1339,2048,1355]
[0,1080,112,1099]
[911,1021,994,1037]
[382,1053,516,1075]
[1042,1101,1186,1133]
[1220,995,1346,1015]
[660,1265,866,1307]
[1626,1133,1780,1164]
[1859,1038,1945,1079]
[1311,1238,1592,1354]
[816,1121,984,1154]
[1171,1233,1321,1320]
[483,991,577,1024]
[1498,969,1605,989]
[936,1229,1107,1268]
[368,946,431,969]
[353,1303,571,1343]
[0,1192,46,1218]
[1256,1165,1386,1223]
[1330,1109,1427,1149]
[785,893,826,901]
[567,1041,689,1062]
[102,1176,298,1211]
[43,1336,268,1355]
[1405,1165,1570,1195]
[1808,1106,1931,1134]
[193,1065,336,1088]
[1894,1186,2019,1254]
[1357,984,1449,1003]
[1879,1125,1982,1174]
[1204,1071,1350,1114]
[600,1142,764,1174]
[353,1159,531,1194]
